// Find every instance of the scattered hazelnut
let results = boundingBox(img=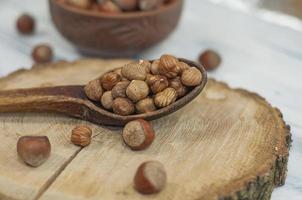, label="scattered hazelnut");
[16,14,35,35]
[199,49,221,71]
[71,125,92,147]
[67,0,92,9]
[181,67,202,87]
[84,79,103,101]
[98,0,121,13]
[17,136,51,167]
[139,0,163,11]
[122,62,147,81]
[134,160,167,194]
[154,87,177,108]
[122,119,154,150]
[100,72,121,91]
[150,75,168,94]
[126,80,149,102]
[31,44,53,63]
[113,0,138,11]
[112,80,130,99]
[101,91,114,110]
[150,60,160,75]
[158,54,181,78]
[136,98,156,113]
[112,97,135,115]
[169,77,188,97]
